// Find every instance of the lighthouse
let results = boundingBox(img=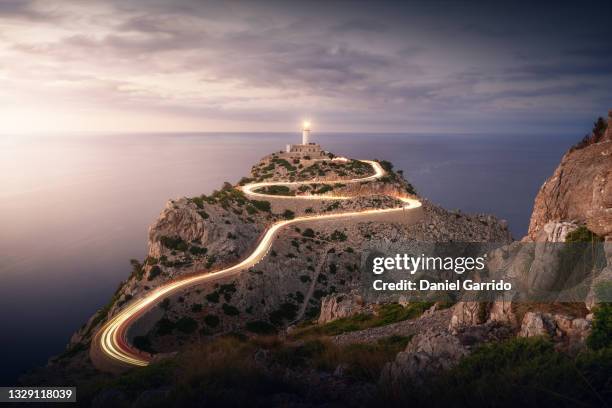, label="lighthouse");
[302,121,311,144]
[284,120,324,158]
